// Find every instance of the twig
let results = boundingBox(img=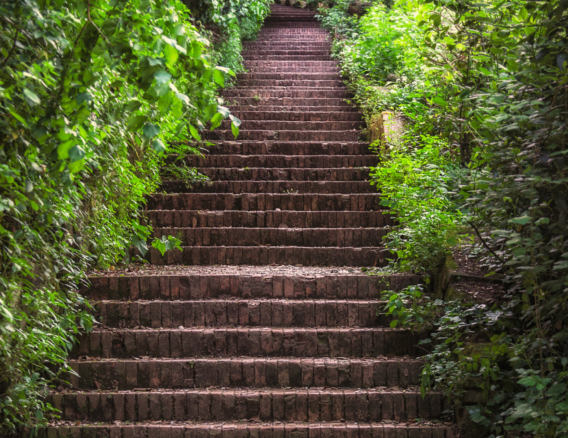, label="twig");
[1,29,20,69]
[468,220,505,264]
